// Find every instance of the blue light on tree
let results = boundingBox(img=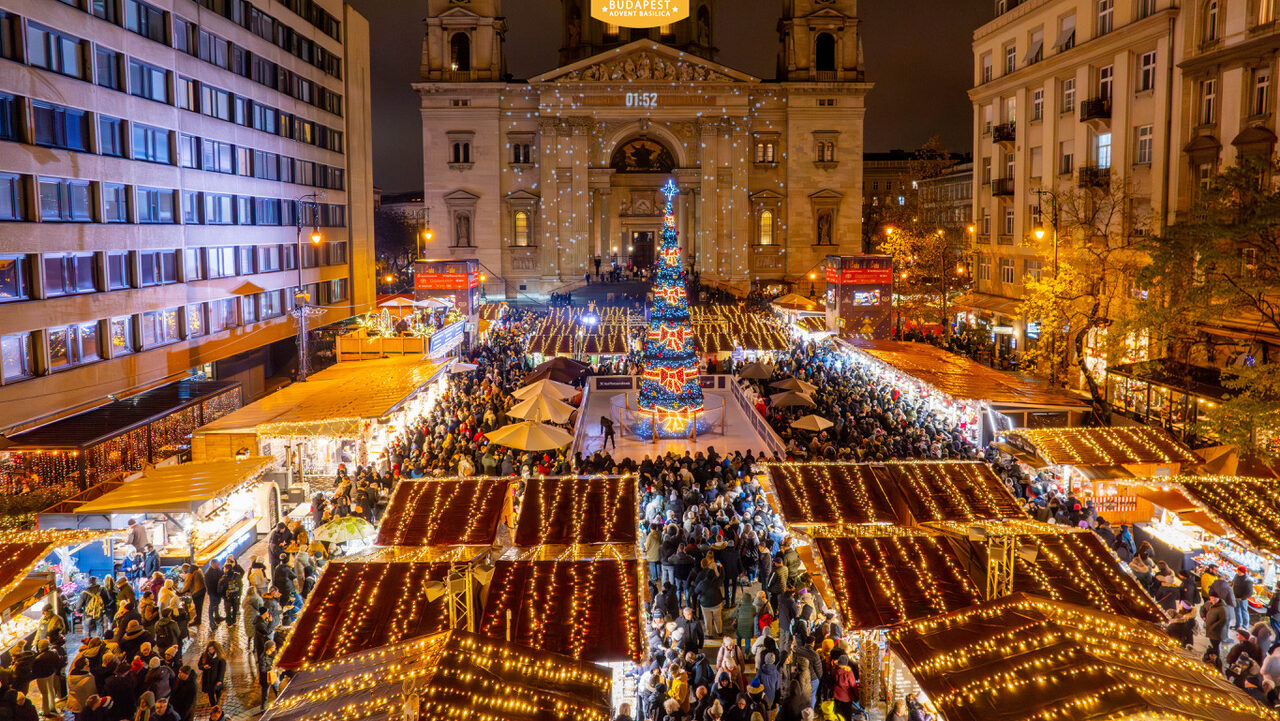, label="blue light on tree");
[637,179,705,437]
